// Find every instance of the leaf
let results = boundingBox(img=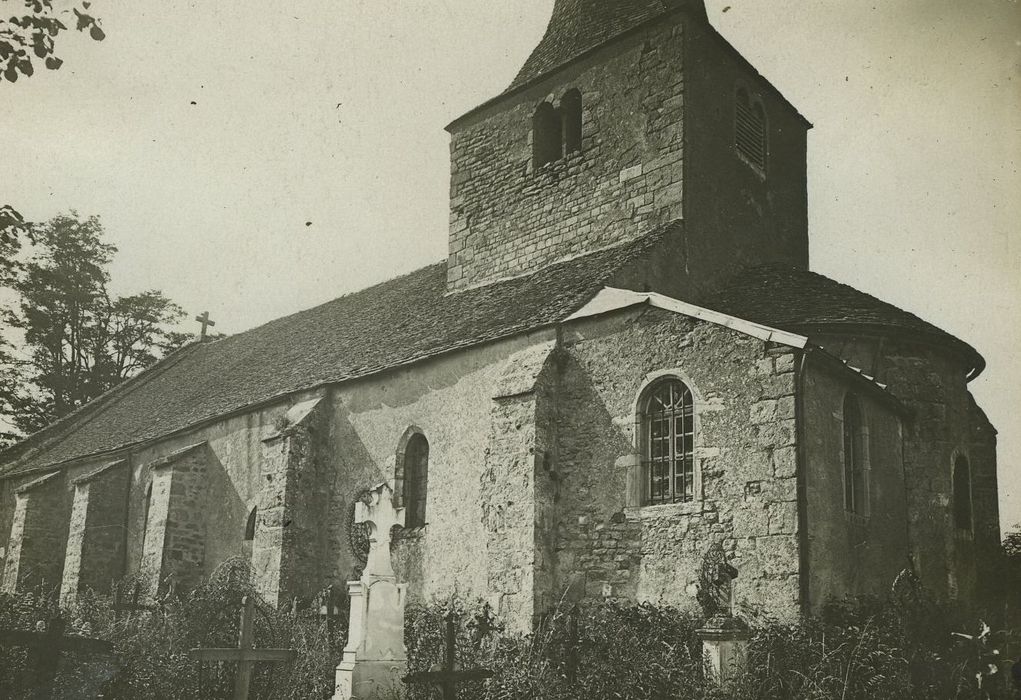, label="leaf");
[19,58,33,77]
[45,55,62,70]
[89,24,105,41]
[4,63,18,82]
